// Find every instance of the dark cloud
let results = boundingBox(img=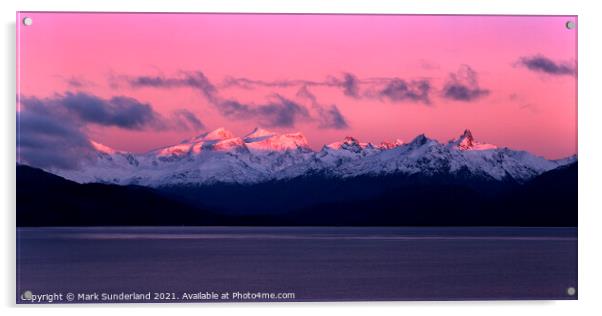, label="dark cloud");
[130,71,218,100]
[22,92,163,130]
[18,92,206,170]
[340,73,360,98]
[219,95,310,128]
[443,84,489,101]
[18,102,95,169]
[518,55,576,76]
[379,79,431,104]
[442,65,490,102]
